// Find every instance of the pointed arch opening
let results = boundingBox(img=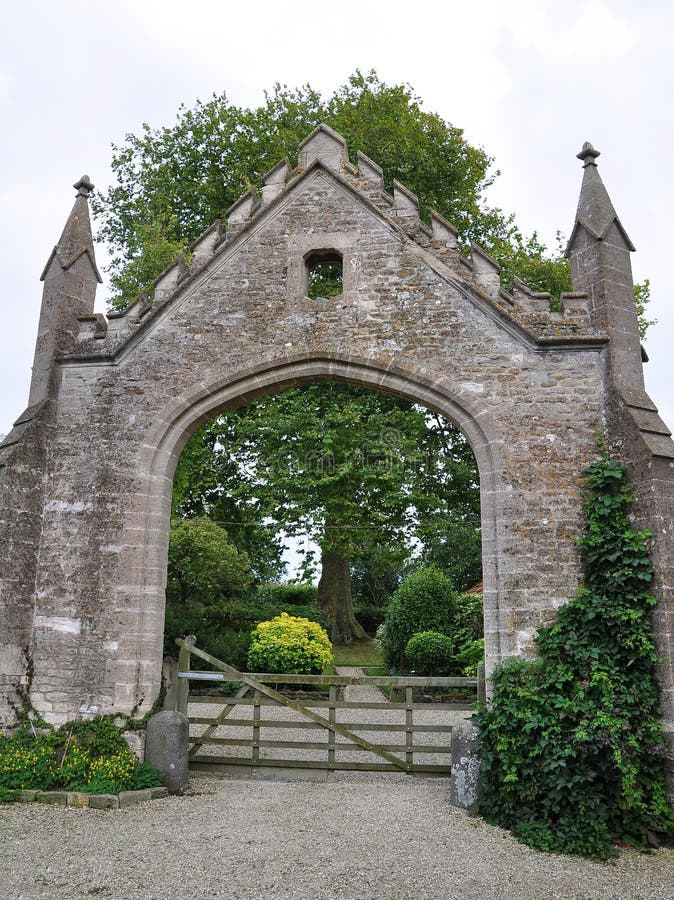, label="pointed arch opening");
[133,354,505,711]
